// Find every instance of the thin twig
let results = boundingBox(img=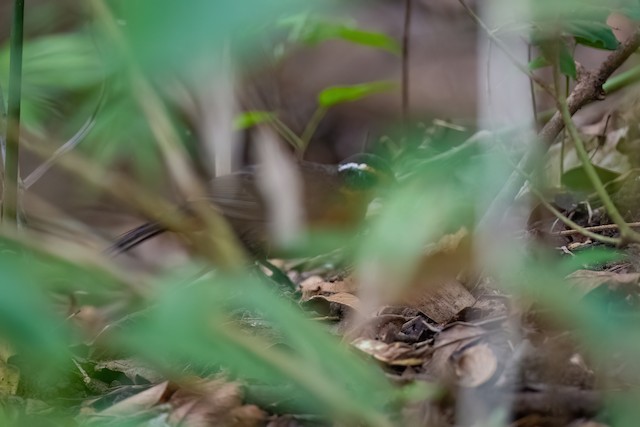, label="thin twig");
[299,106,327,157]
[93,0,246,268]
[397,130,490,180]
[270,117,305,154]
[527,43,539,127]
[540,27,640,146]
[482,27,640,227]
[457,0,555,98]
[496,129,621,245]
[560,72,570,178]
[533,191,620,245]
[401,0,412,126]
[532,63,640,126]
[23,83,106,189]
[554,222,640,237]
[554,62,640,243]
[0,83,6,174]
[0,224,150,297]
[3,0,25,224]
